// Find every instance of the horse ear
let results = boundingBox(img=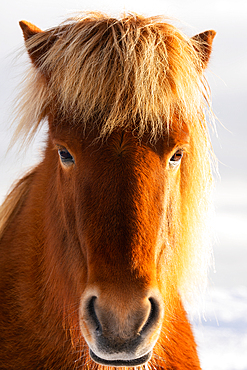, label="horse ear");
[19,20,42,41]
[19,20,57,69]
[191,30,216,69]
